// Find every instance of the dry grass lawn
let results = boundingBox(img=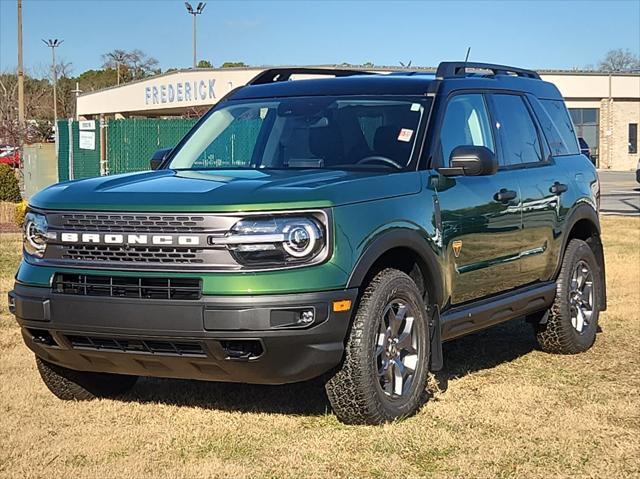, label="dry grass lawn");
[0,217,638,478]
